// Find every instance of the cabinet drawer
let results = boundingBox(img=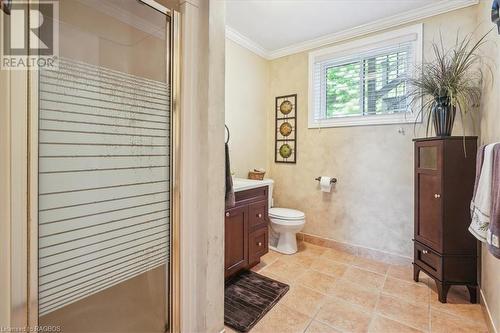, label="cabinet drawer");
[235,186,268,205]
[249,200,268,230]
[414,242,442,280]
[249,227,268,265]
